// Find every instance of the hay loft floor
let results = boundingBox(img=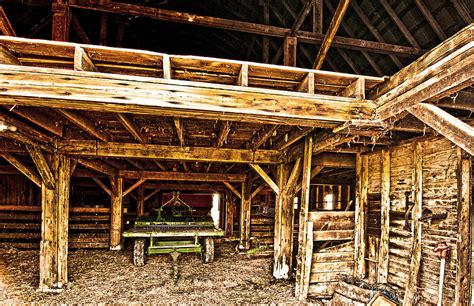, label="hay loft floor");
[0,243,302,304]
